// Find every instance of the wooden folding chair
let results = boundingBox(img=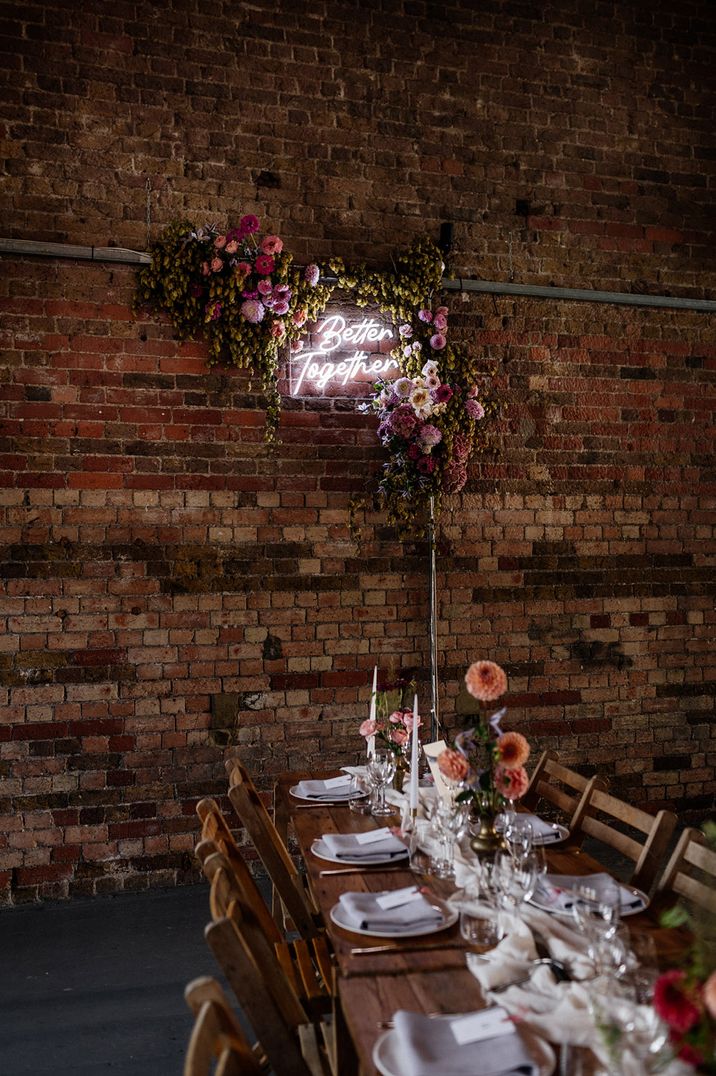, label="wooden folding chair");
[204,889,332,1076]
[522,750,607,837]
[195,822,333,1015]
[656,826,716,913]
[225,759,320,939]
[184,976,263,1076]
[571,786,677,892]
